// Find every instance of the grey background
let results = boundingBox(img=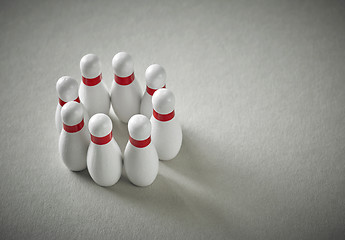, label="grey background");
[0,0,344,239]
